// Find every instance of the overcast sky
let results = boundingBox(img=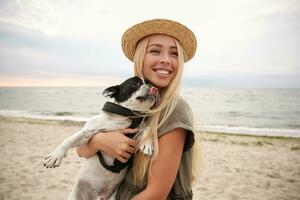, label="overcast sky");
[0,0,299,87]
